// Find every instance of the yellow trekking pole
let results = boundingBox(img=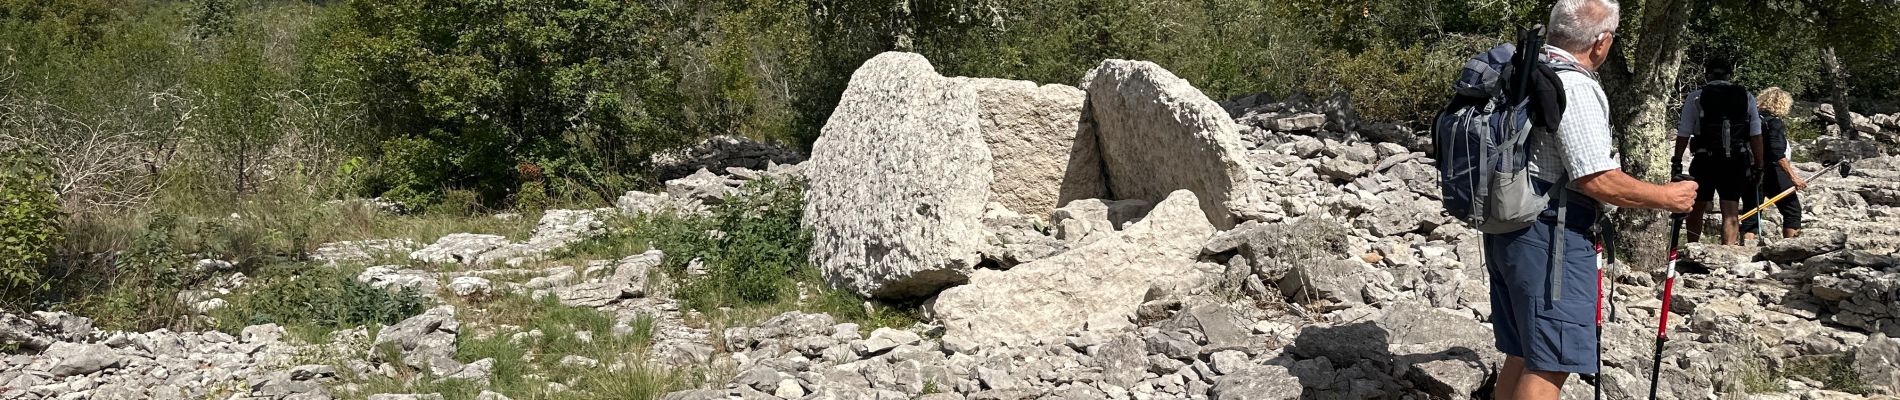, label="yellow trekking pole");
[1739,162,1846,221]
